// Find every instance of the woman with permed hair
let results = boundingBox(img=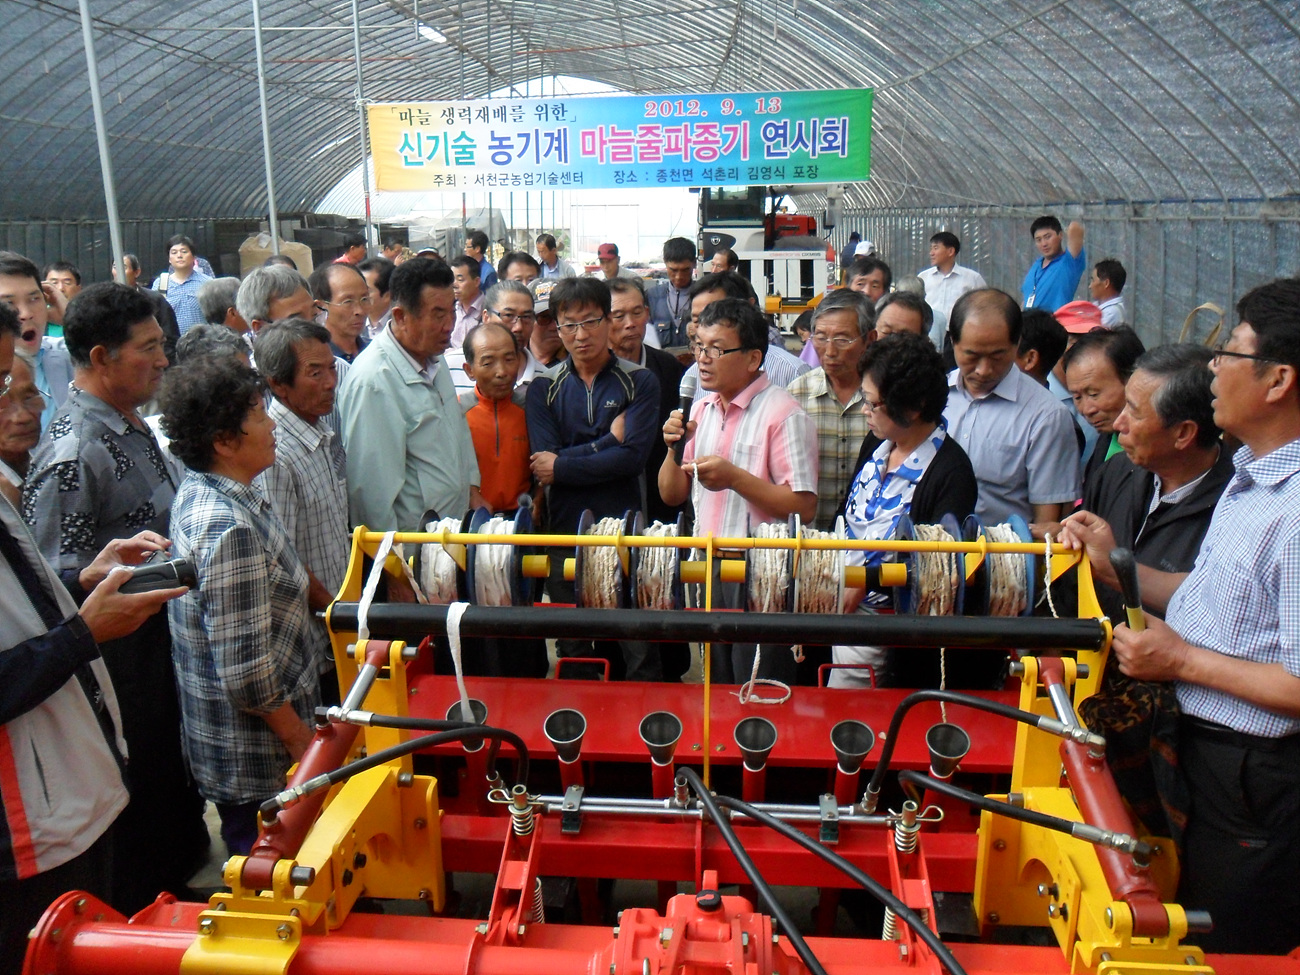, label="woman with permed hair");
[159,357,321,856]
[831,332,979,689]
